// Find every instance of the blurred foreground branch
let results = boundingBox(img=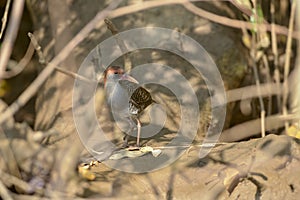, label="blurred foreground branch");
[220,113,300,142]
[0,0,25,79]
[0,41,35,79]
[0,0,12,40]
